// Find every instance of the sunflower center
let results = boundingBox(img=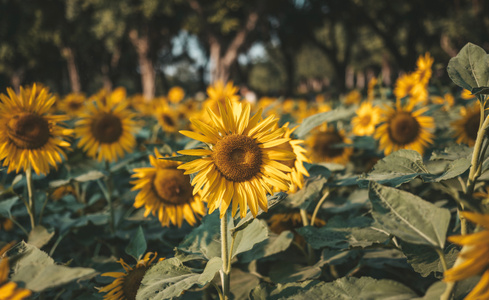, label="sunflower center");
[212,134,262,182]
[153,169,192,205]
[388,112,420,145]
[313,131,344,158]
[162,114,175,127]
[7,113,51,149]
[90,113,123,144]
[465,114,480,142]
[359,115,372,126]
[68,101,83,110]
[122,266,149,300]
